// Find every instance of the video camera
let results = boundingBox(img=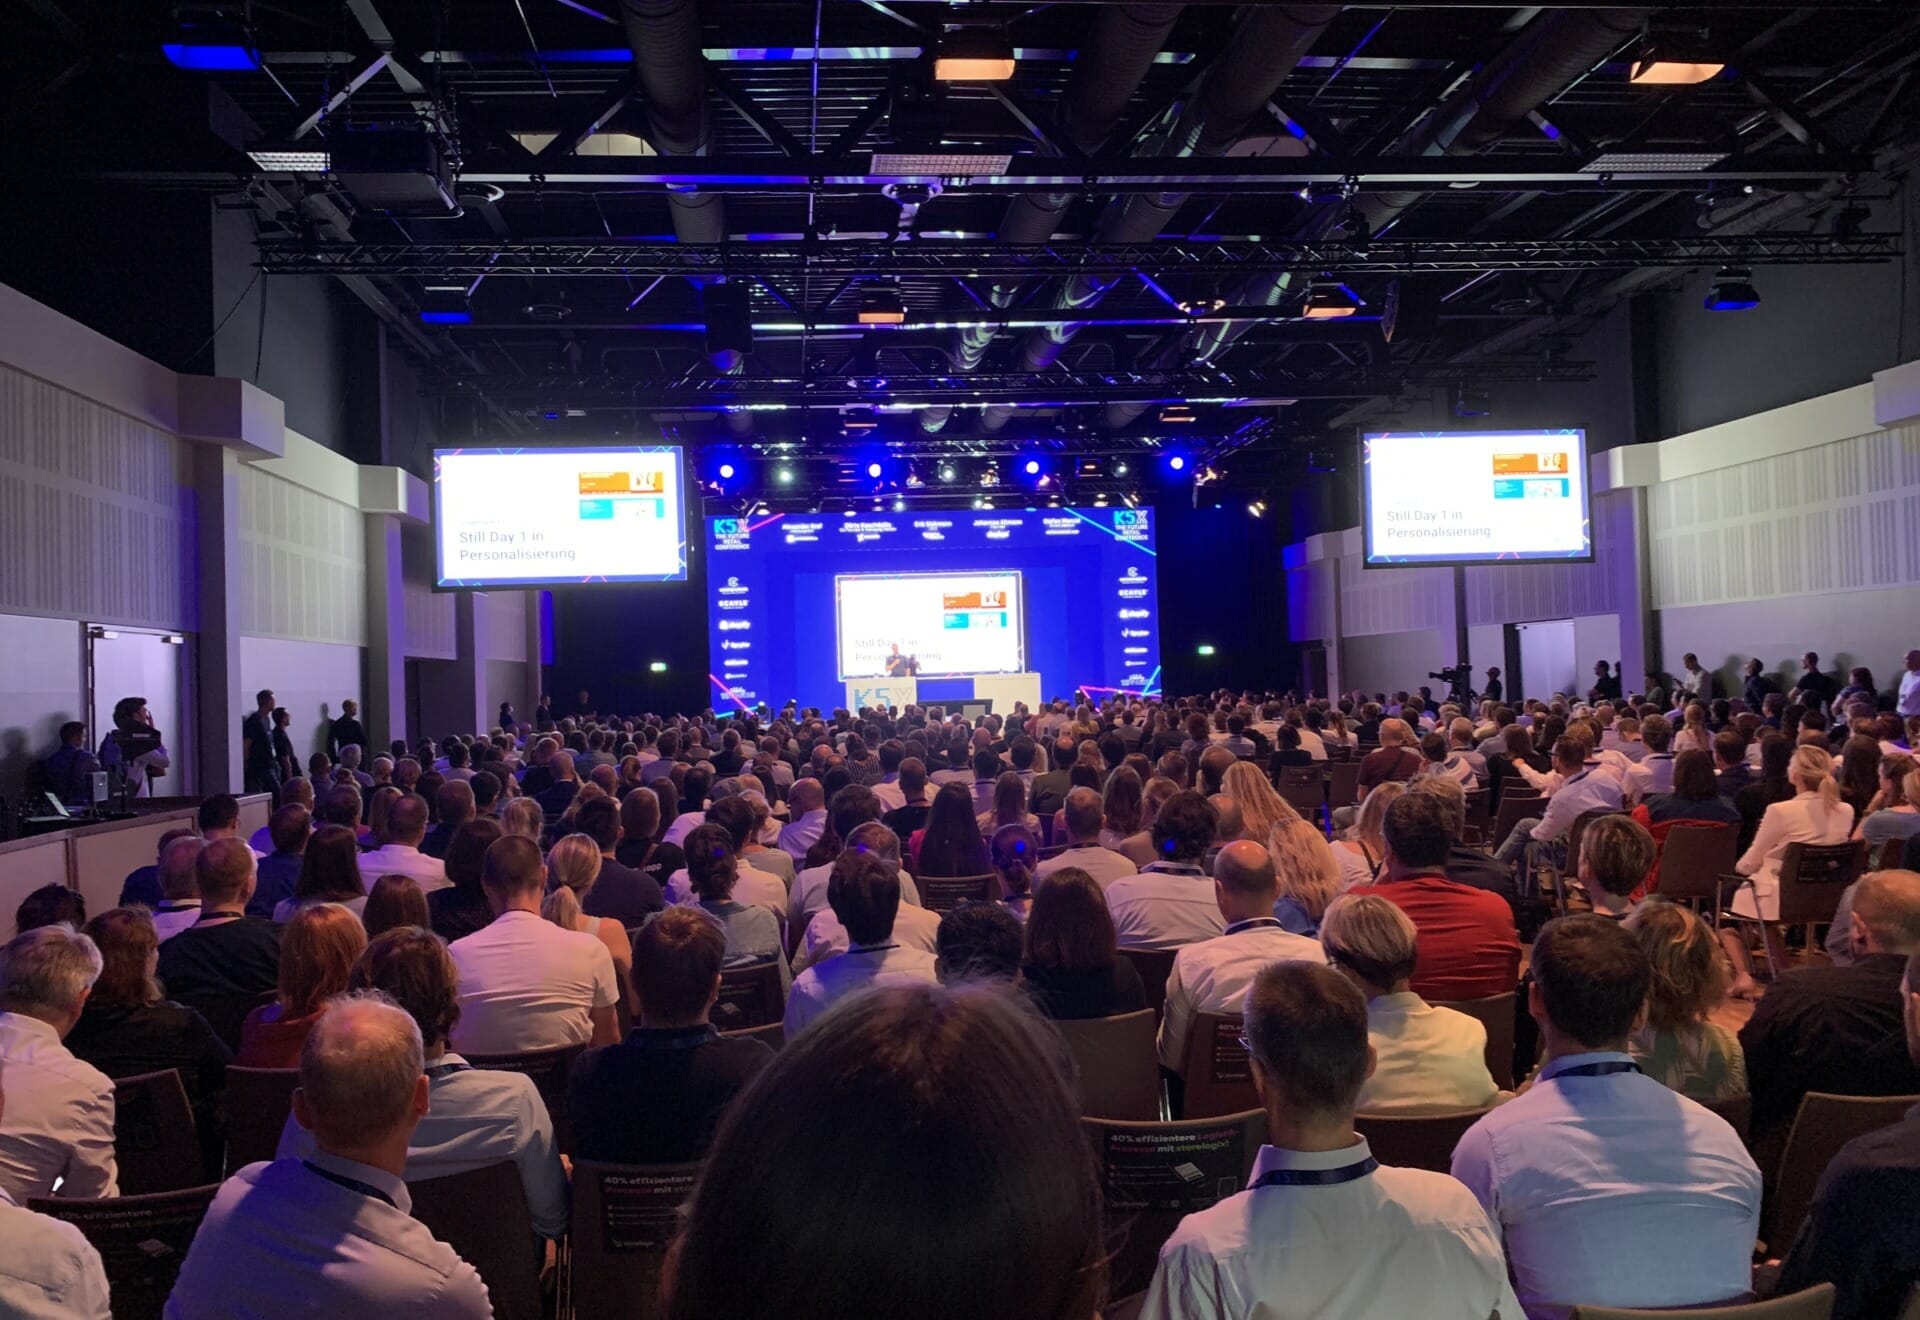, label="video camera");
[1428,664,1474,706]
